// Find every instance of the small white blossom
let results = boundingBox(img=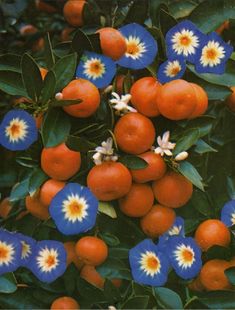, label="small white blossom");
[103,85,113,93]
[55,92,63,100]
[108,307,117,310]
[175,151,189,161]
[92,137,118,165]
[110,92,137,115]
[152,131,176,156]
